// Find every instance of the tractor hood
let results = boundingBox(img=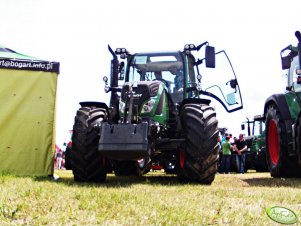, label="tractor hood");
[119,80,169,124]
[121,81,161,101]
